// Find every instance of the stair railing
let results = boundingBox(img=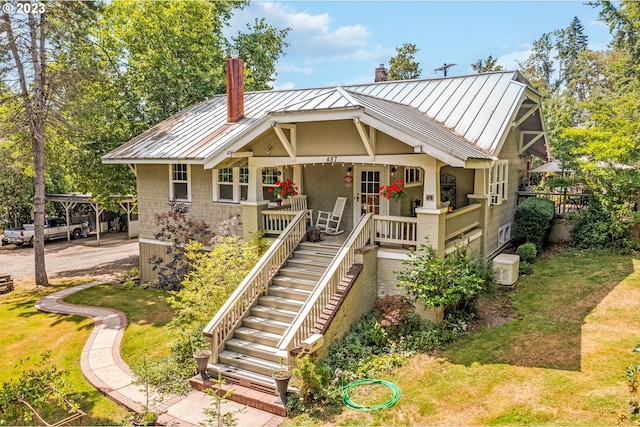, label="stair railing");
[203,210,307,363]
[277,213,375,356]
